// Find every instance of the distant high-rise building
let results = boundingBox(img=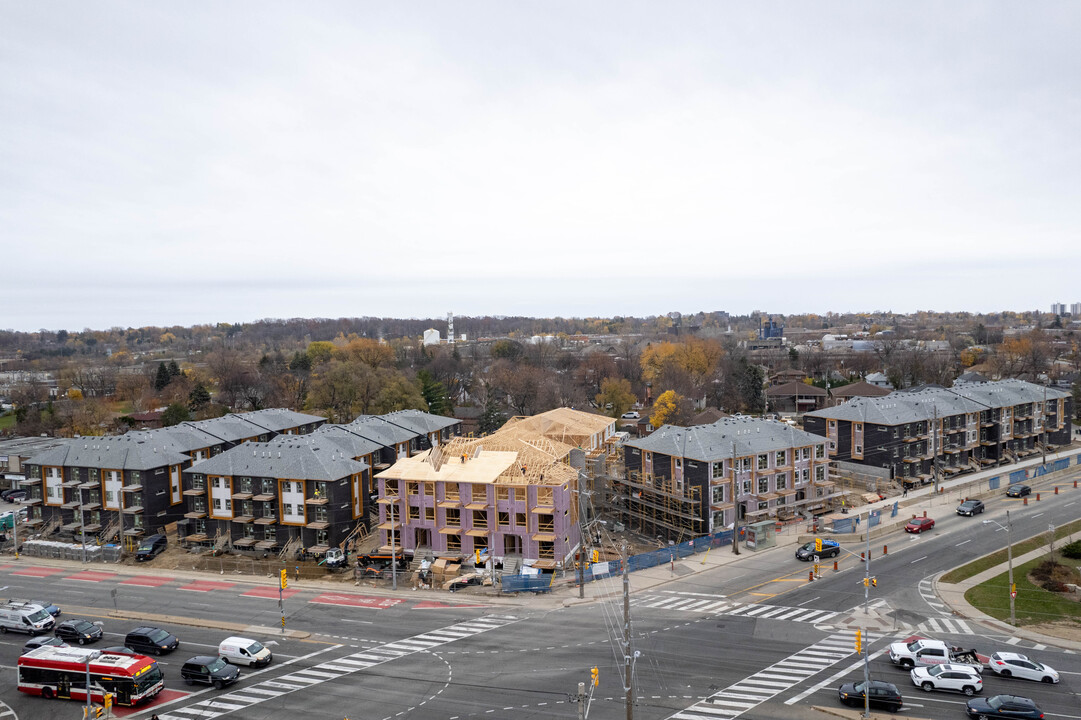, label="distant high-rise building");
[1071,303,1081,317]
[1051,303,1066,316]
